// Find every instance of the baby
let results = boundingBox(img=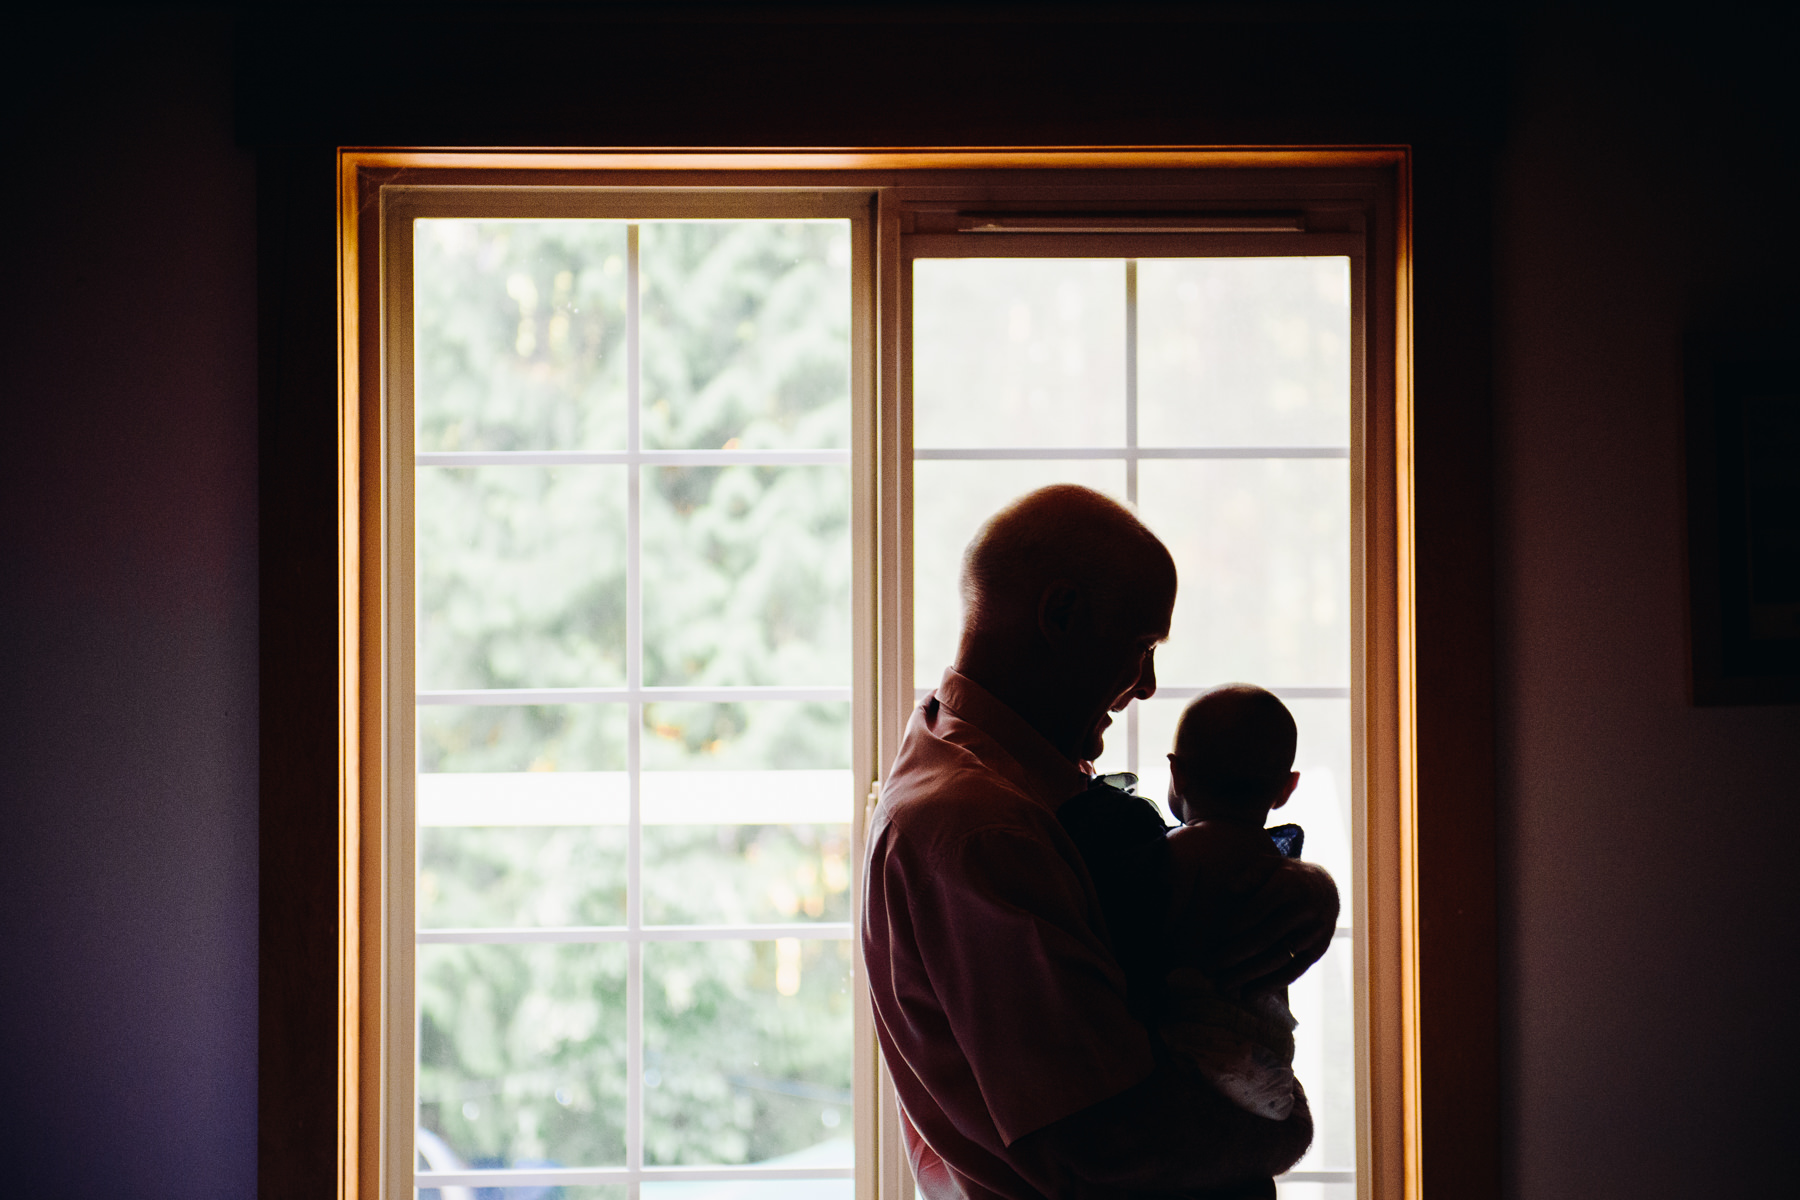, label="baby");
[1057,683,1310,1121]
